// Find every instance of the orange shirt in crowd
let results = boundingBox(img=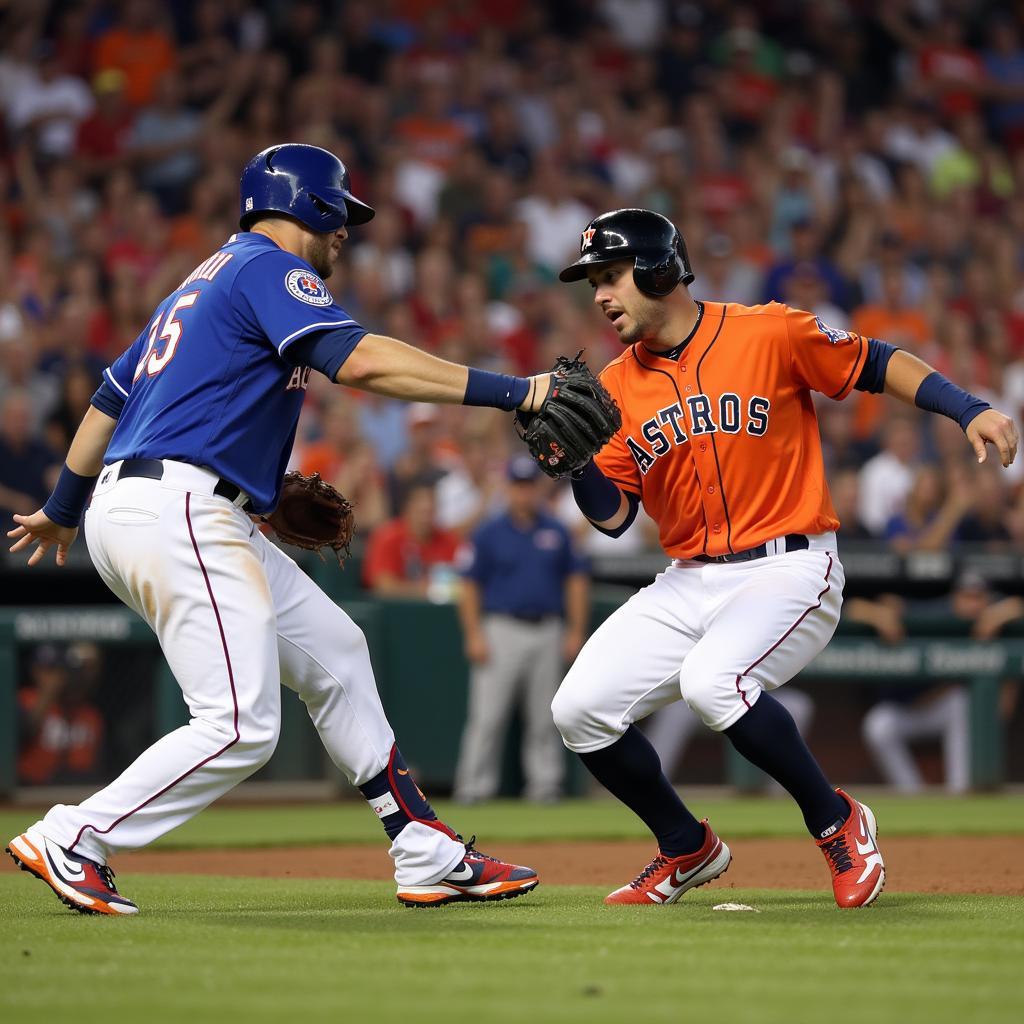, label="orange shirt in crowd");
[362,518,461,589]
[849,304,931,440]
[94,28,177,107]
